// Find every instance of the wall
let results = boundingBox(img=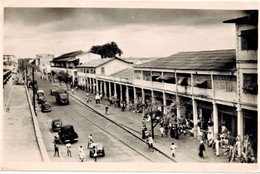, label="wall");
[96,59,132,75]
[77,53,101,64]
